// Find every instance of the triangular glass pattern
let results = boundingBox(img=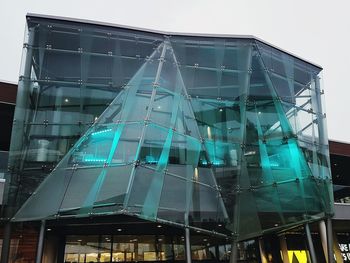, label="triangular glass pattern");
[14,41,228,228]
